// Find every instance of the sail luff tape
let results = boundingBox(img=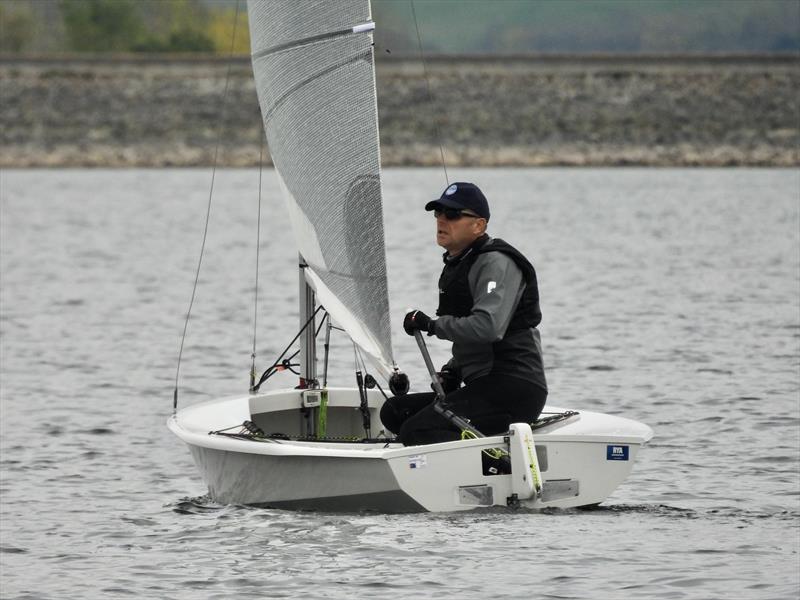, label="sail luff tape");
[352,22,376,34]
